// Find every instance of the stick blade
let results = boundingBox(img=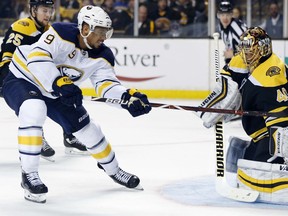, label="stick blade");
[216,181,259,202]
